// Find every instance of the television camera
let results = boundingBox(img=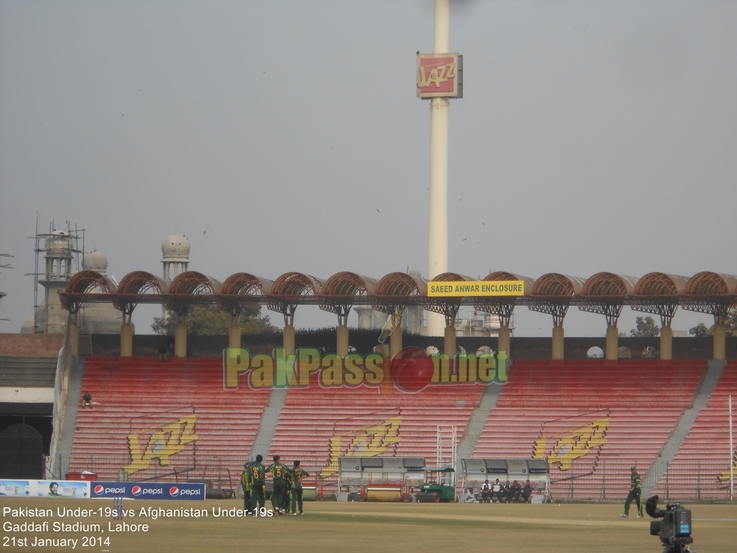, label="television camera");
[645,495,694,553]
